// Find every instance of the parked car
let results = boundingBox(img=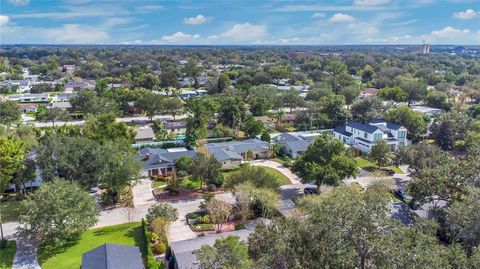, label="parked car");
[394,190,412,202]
[380,168,395,176]
[304,187,319,195]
